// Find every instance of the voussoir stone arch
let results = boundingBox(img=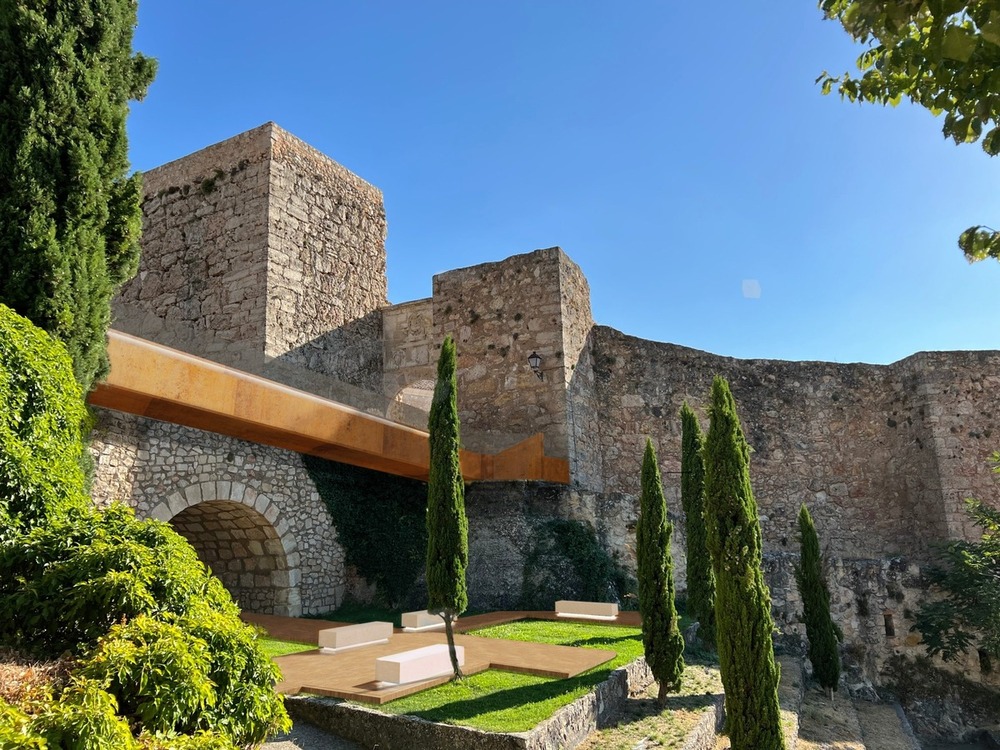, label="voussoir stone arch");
[149,480,303,617]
